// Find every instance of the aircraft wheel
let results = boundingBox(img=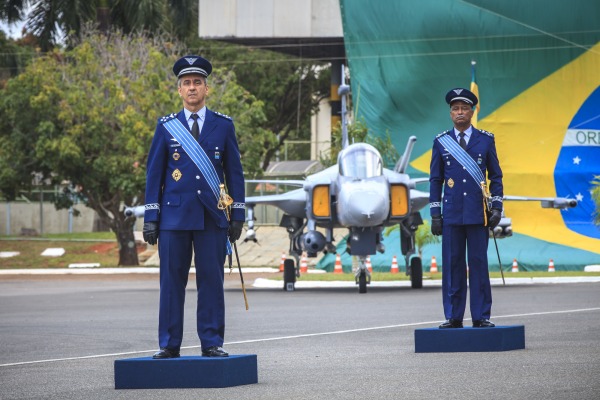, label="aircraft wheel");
[283,259,296,291]
[358,270,367,294]
[410,257,423,289]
